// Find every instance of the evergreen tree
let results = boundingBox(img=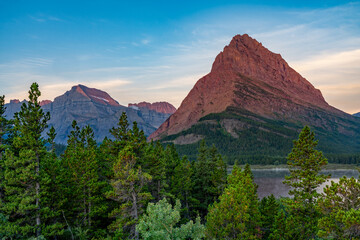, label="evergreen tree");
[109,112,132,155]
[259,194,280,239]
[106,144,152,239]
[40,126,65,237]
[192,140,227,219]
[0,95,12,238]
[282,125,329,239]
[169,155,195,222]
[268,210,292,240]
[143,141,167,202]
[136,198,205,240]
[208,144,227,197]
[61,122,108,237]
[0,95,9,202]
[0,95,7,160]
[317,176,360,239]
[1,83,50,237]
[164,144,181,197]
[205,165,262,239]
